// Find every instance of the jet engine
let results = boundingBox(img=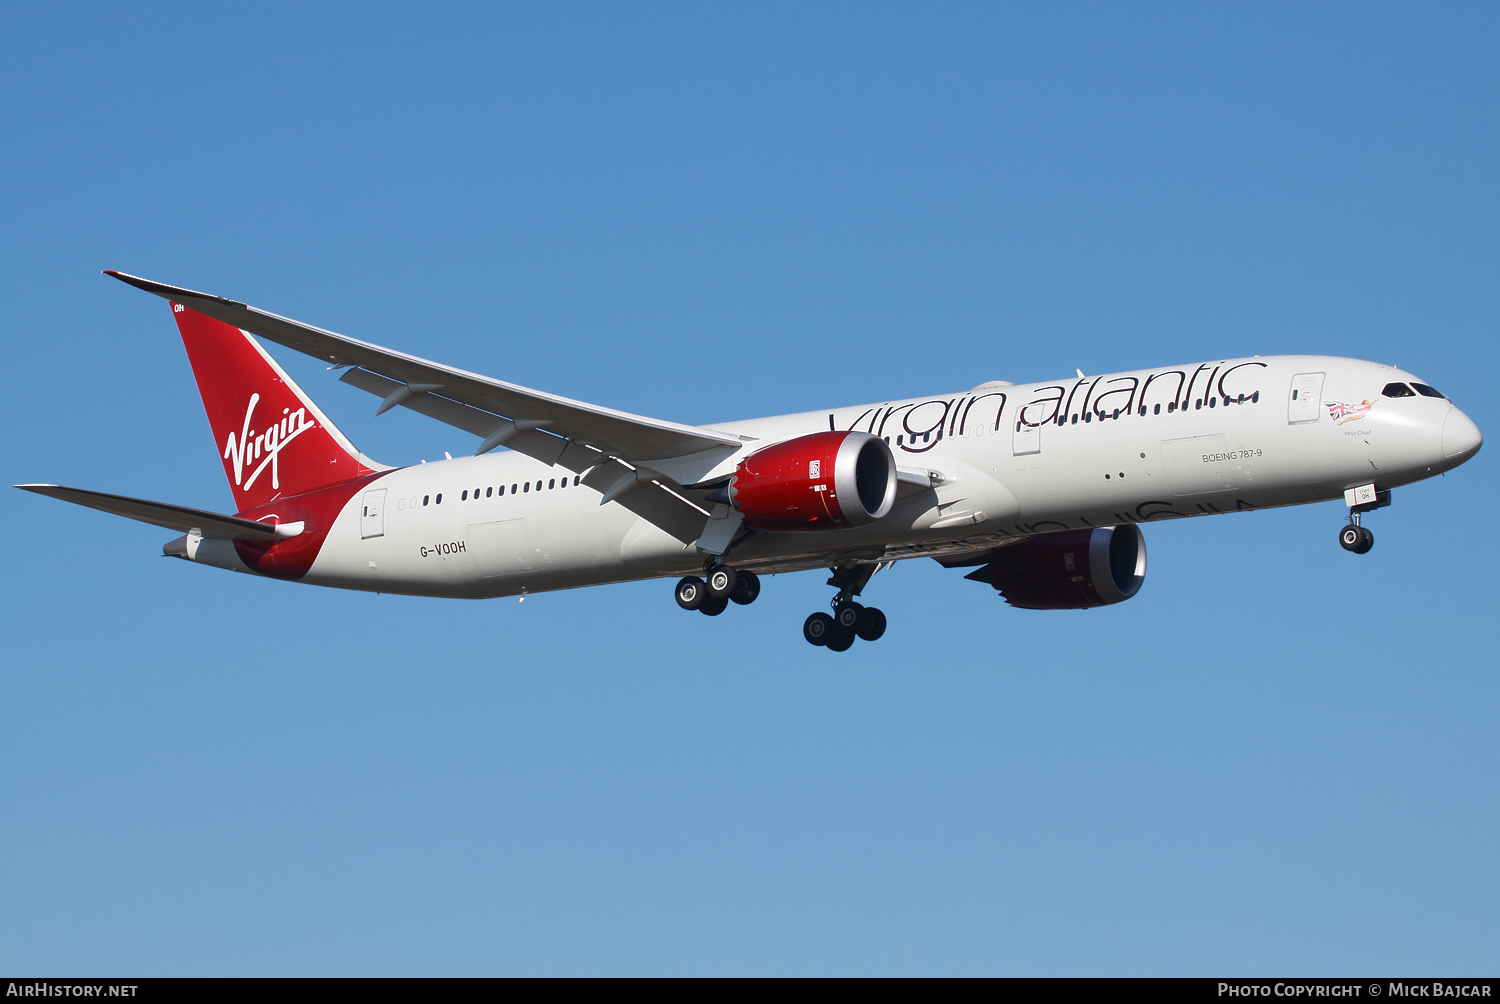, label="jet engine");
[968,525,1146,609]
[725,431,897,530]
